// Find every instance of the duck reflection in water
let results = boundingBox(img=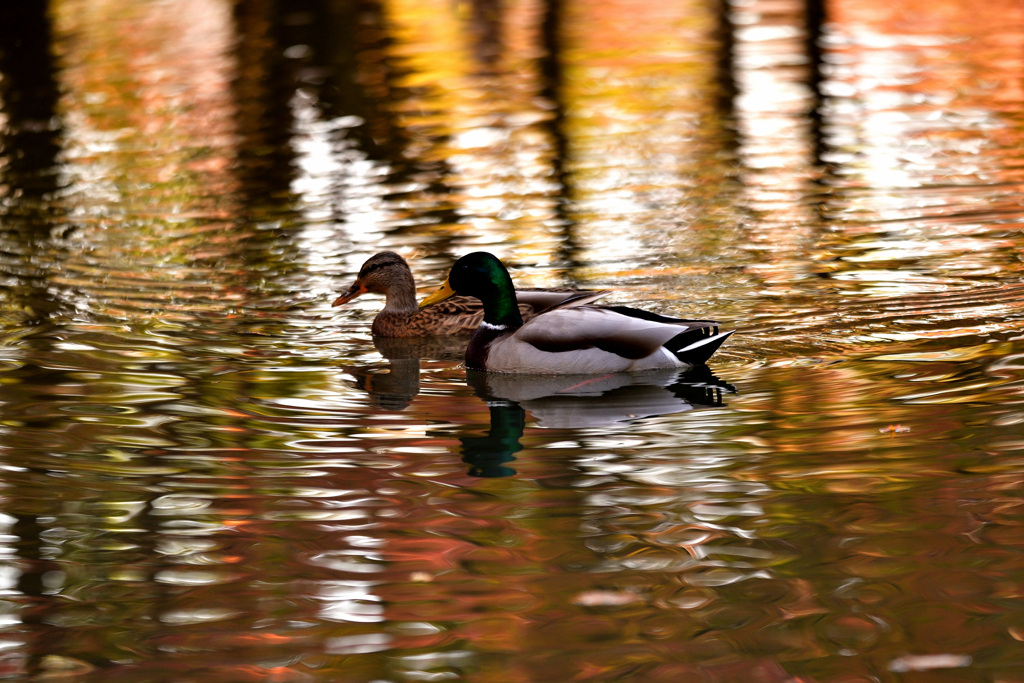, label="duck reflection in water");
[459,366,736,477]
[457,402,526,478]
[342,339,734,478]
[346,335,467,410]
